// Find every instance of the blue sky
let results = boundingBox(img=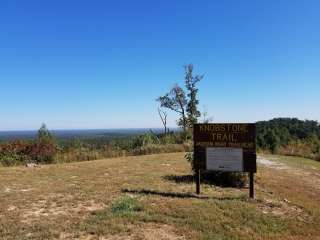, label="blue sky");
[0,0,319,130]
